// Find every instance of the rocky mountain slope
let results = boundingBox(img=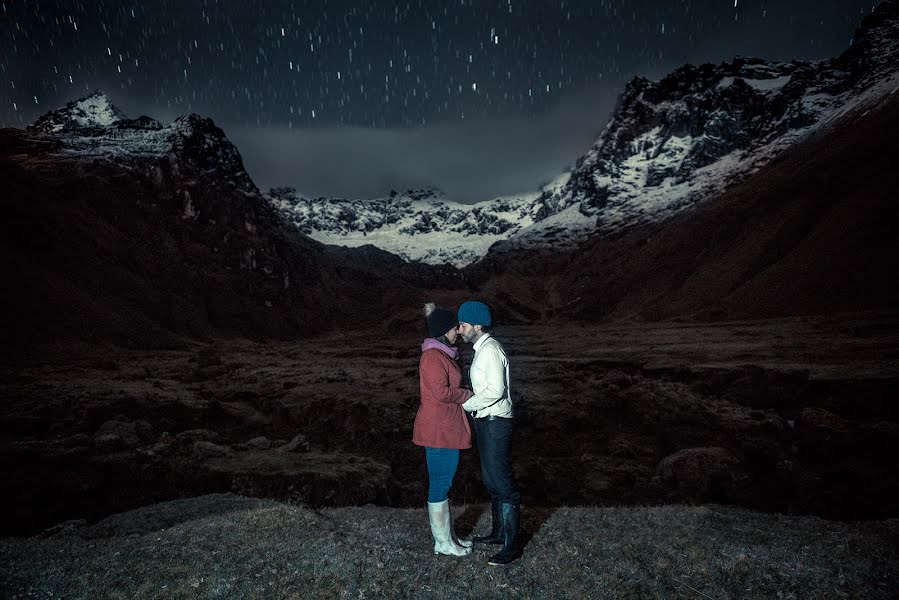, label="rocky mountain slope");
[272,1,899,268]
[506,2,899,249]
[0,94,457,350]
[465,2,899,323]
[470,65,899,324]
